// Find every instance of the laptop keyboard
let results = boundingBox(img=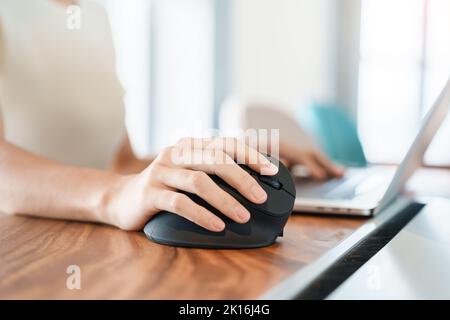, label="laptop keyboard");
[297,177,353,197]
[296,167,393,200]
[323,174,368,199]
